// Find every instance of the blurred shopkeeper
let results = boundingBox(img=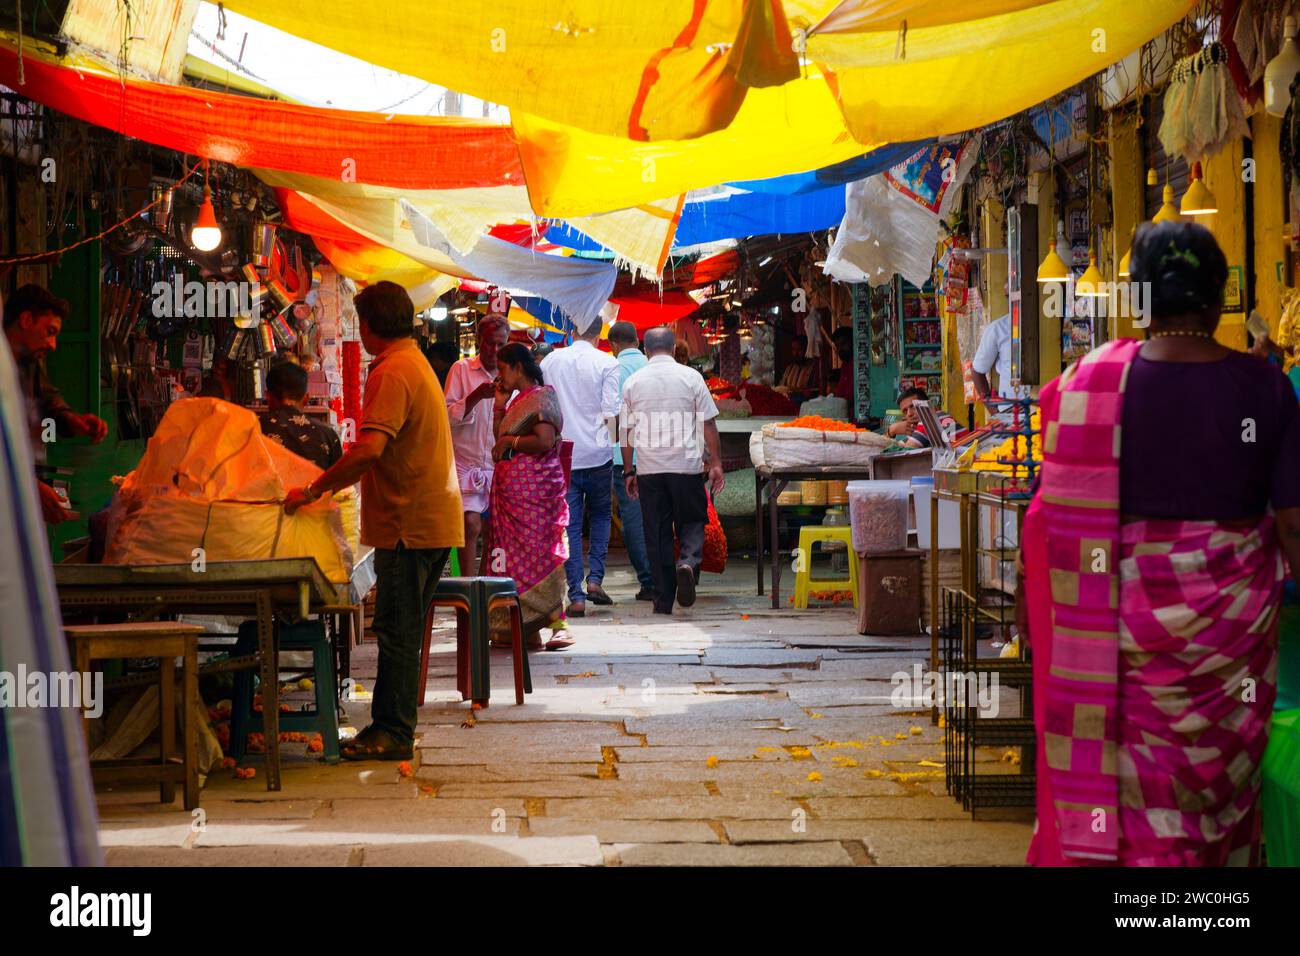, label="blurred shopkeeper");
[971,310,1032,412]
[423,340,461,388]
[887,386,956,448]
[285,281,463,761]
[775,335,816,399]
[831,327,854,401]
[259,361,342,471]
[2,284,107,524]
